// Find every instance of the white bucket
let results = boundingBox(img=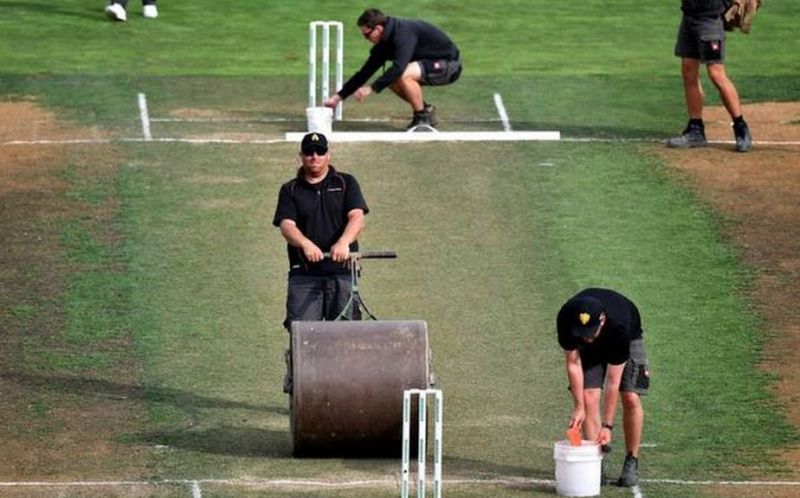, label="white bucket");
[306,106,333,135]
[553,440,603,497]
